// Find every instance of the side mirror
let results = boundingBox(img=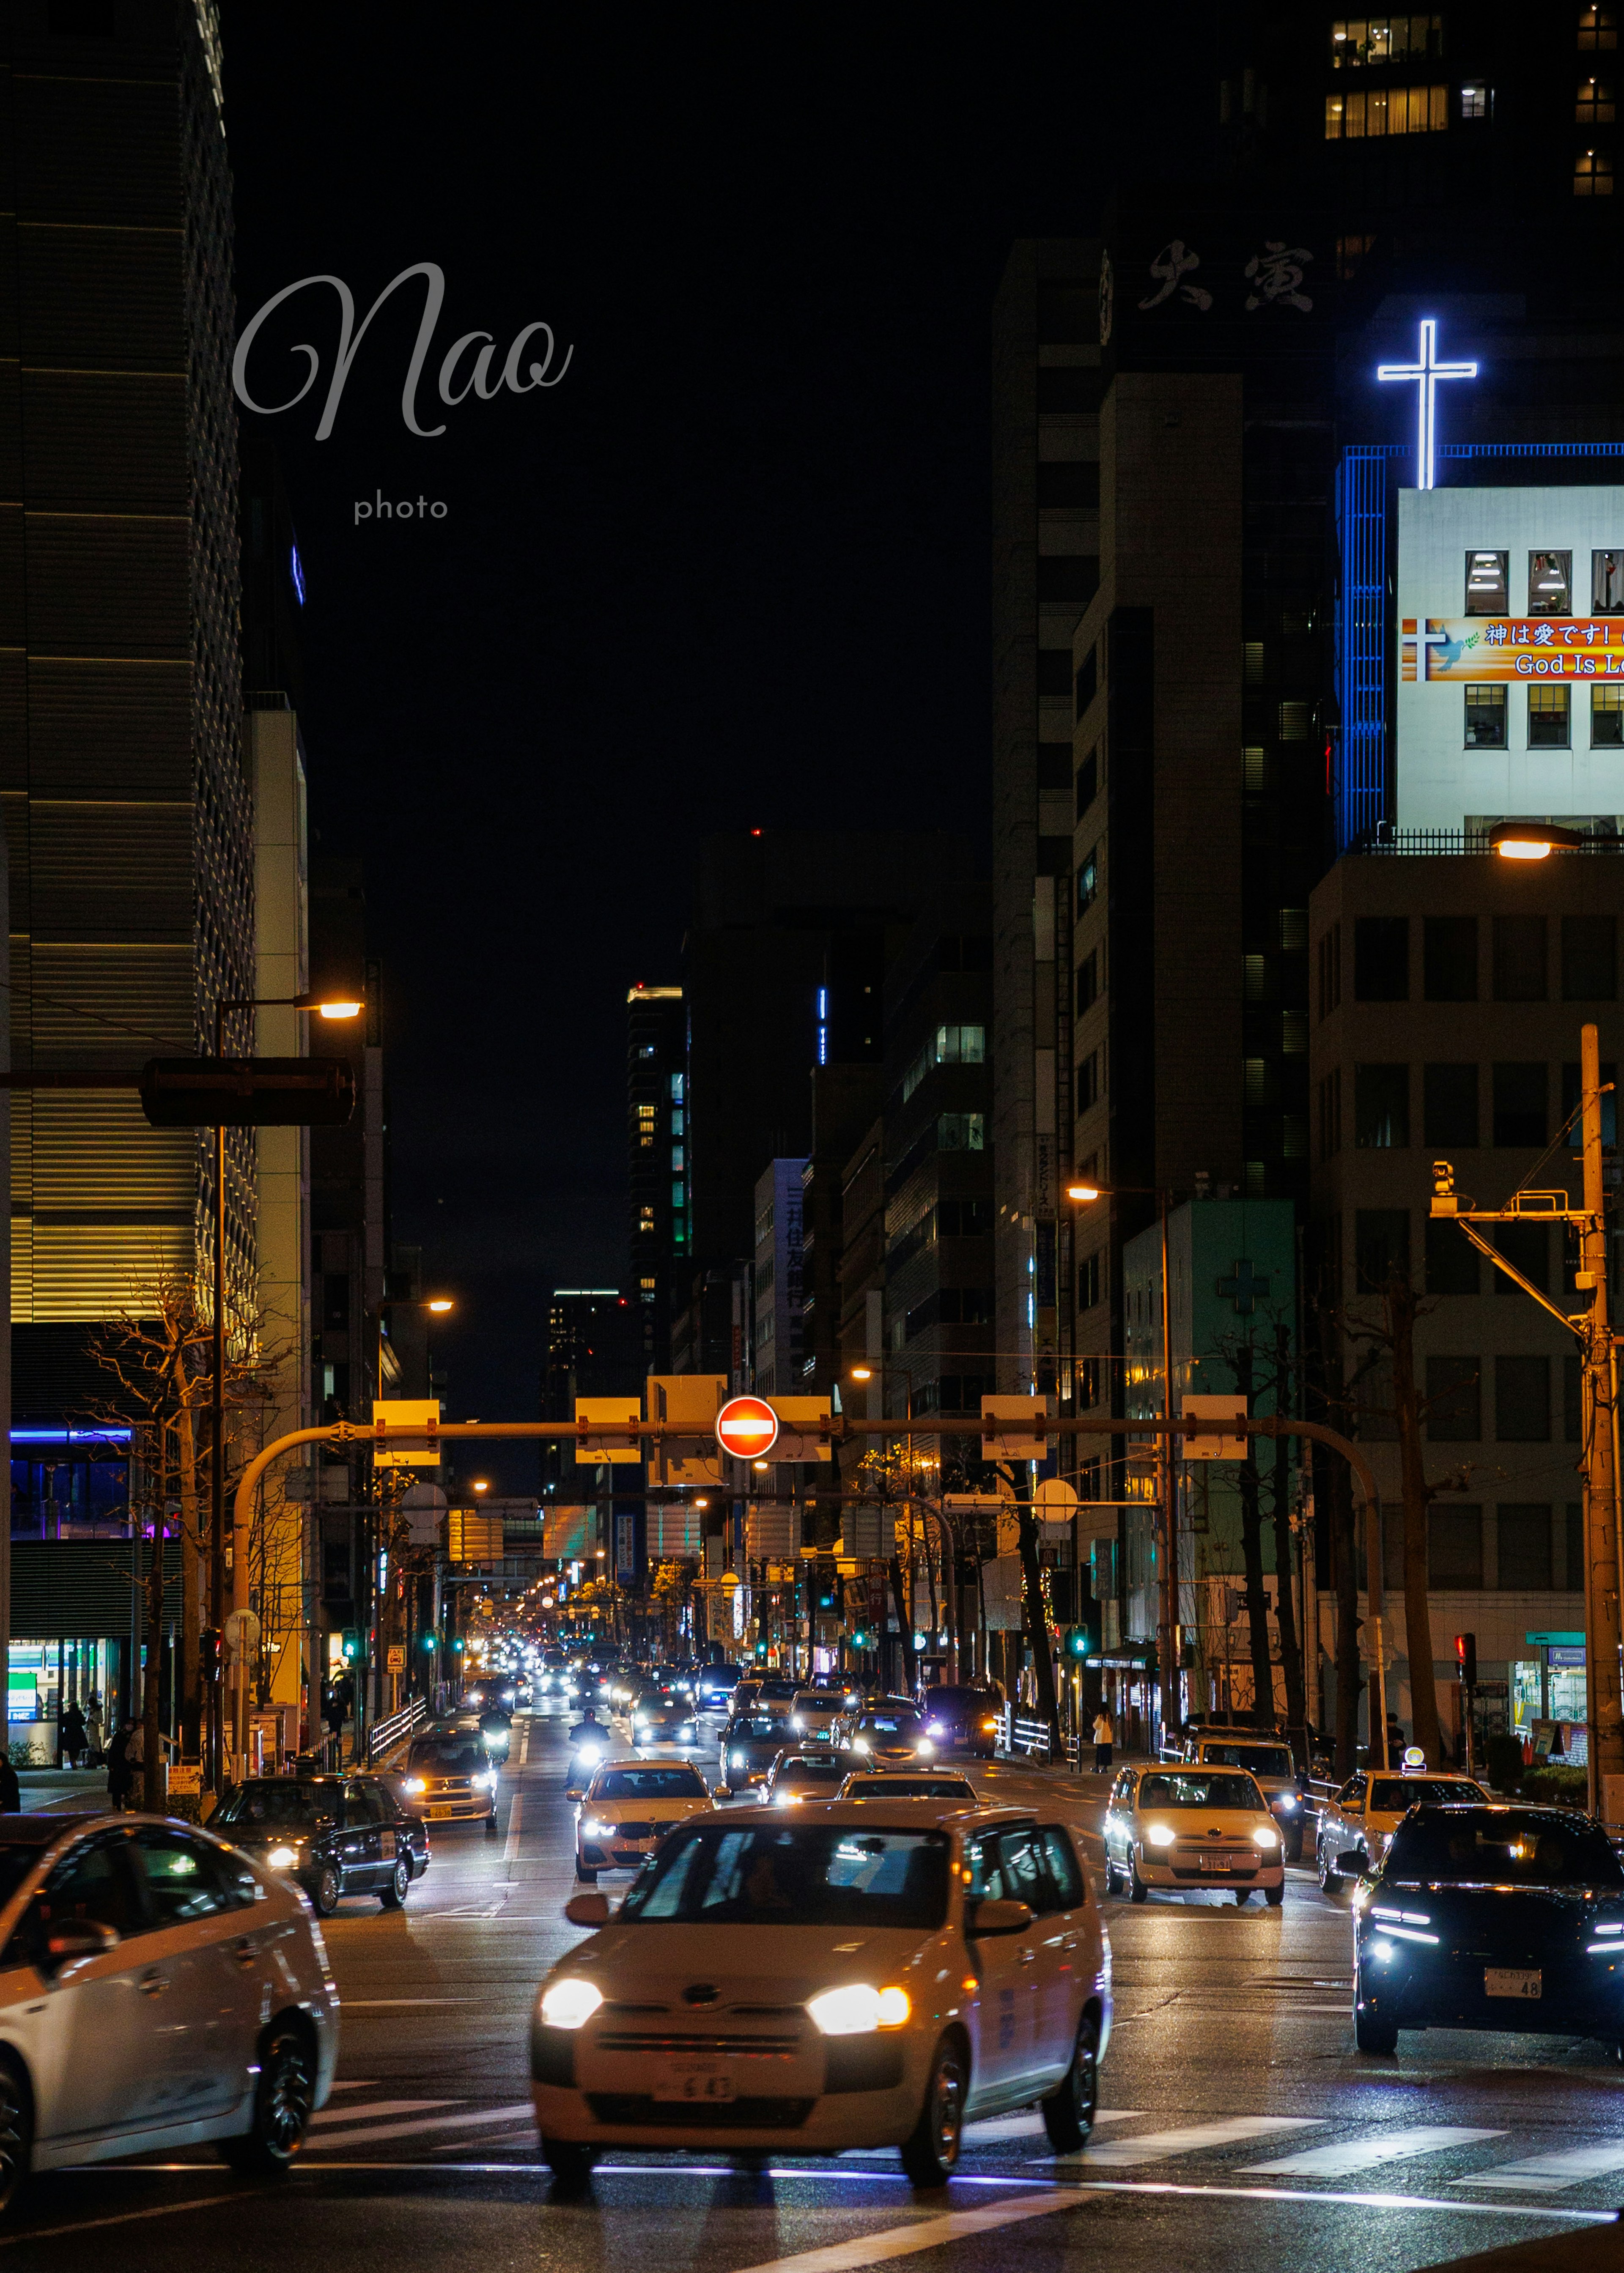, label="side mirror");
[47,1919,119,1979]
[565,1787,584,1803]
[563,1892,610,1927]
[714,1787,732,1801]
[968,1897,1033,1937]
